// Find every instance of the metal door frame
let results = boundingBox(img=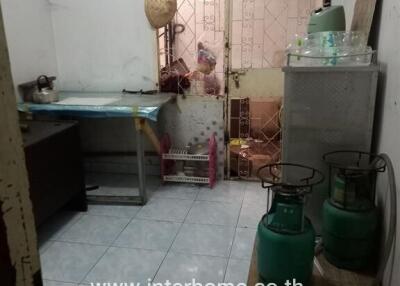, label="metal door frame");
[224,0,252,180]
[223,0,258,180]
[223,0,320,179]
[223,0,234,179]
